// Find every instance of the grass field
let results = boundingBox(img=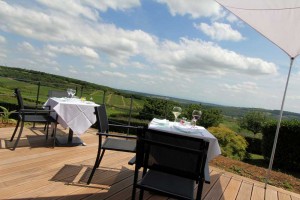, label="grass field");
[0,77,144,118]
